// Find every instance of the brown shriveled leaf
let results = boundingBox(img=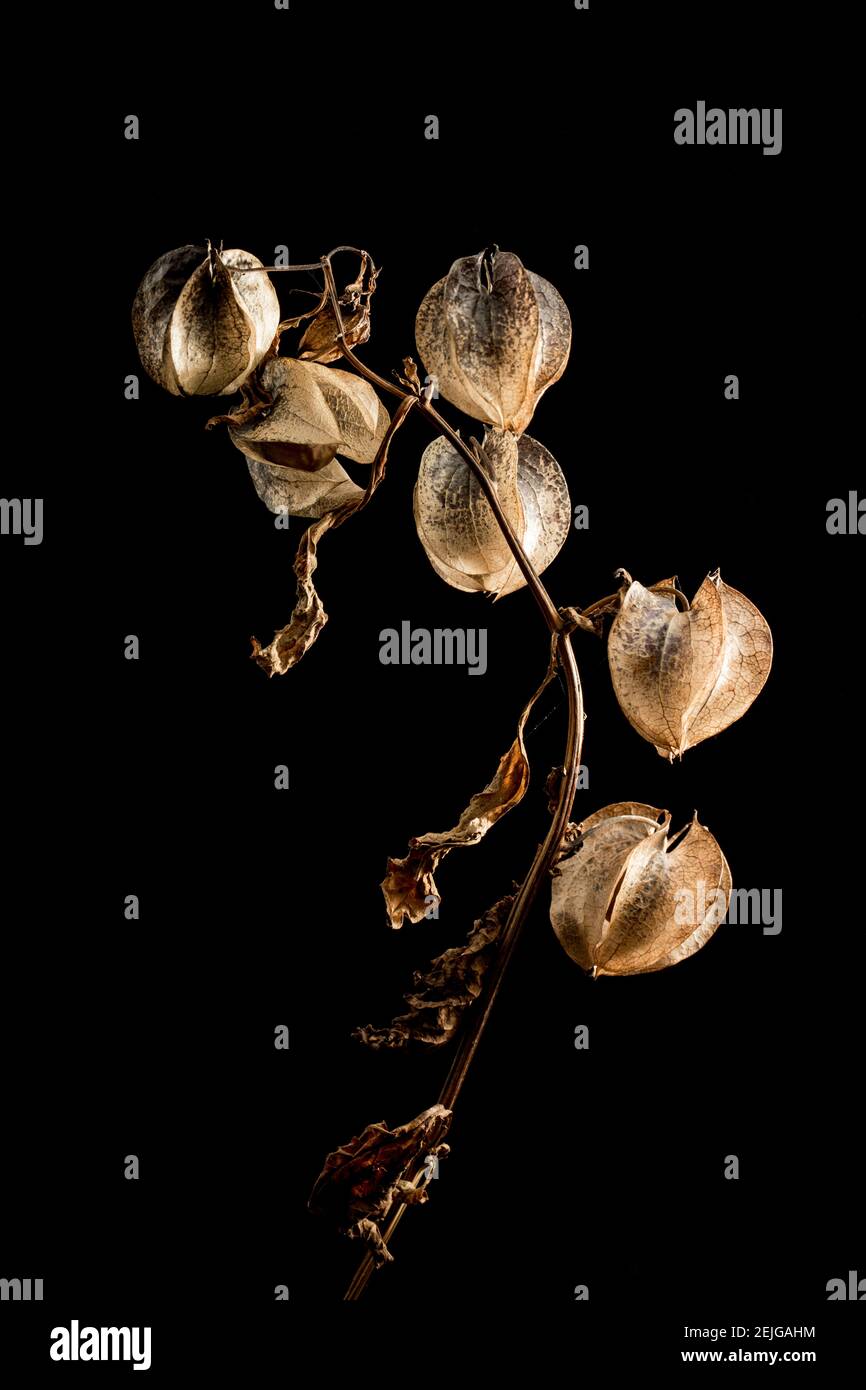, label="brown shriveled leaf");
[308,1104,452,1267]
[415,247,571,434]
[297,301,371,363]
[132,244,280,397]
[398,356,422,393]
[250,511,334,676]
[298,258,379,363]
[413,428,570,596]
[250,397,414,676]
[607,570,773,759]
[229,356,389,473]
[550,802,731,976]
[355,892,515,1049]
[382,653,557,927]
